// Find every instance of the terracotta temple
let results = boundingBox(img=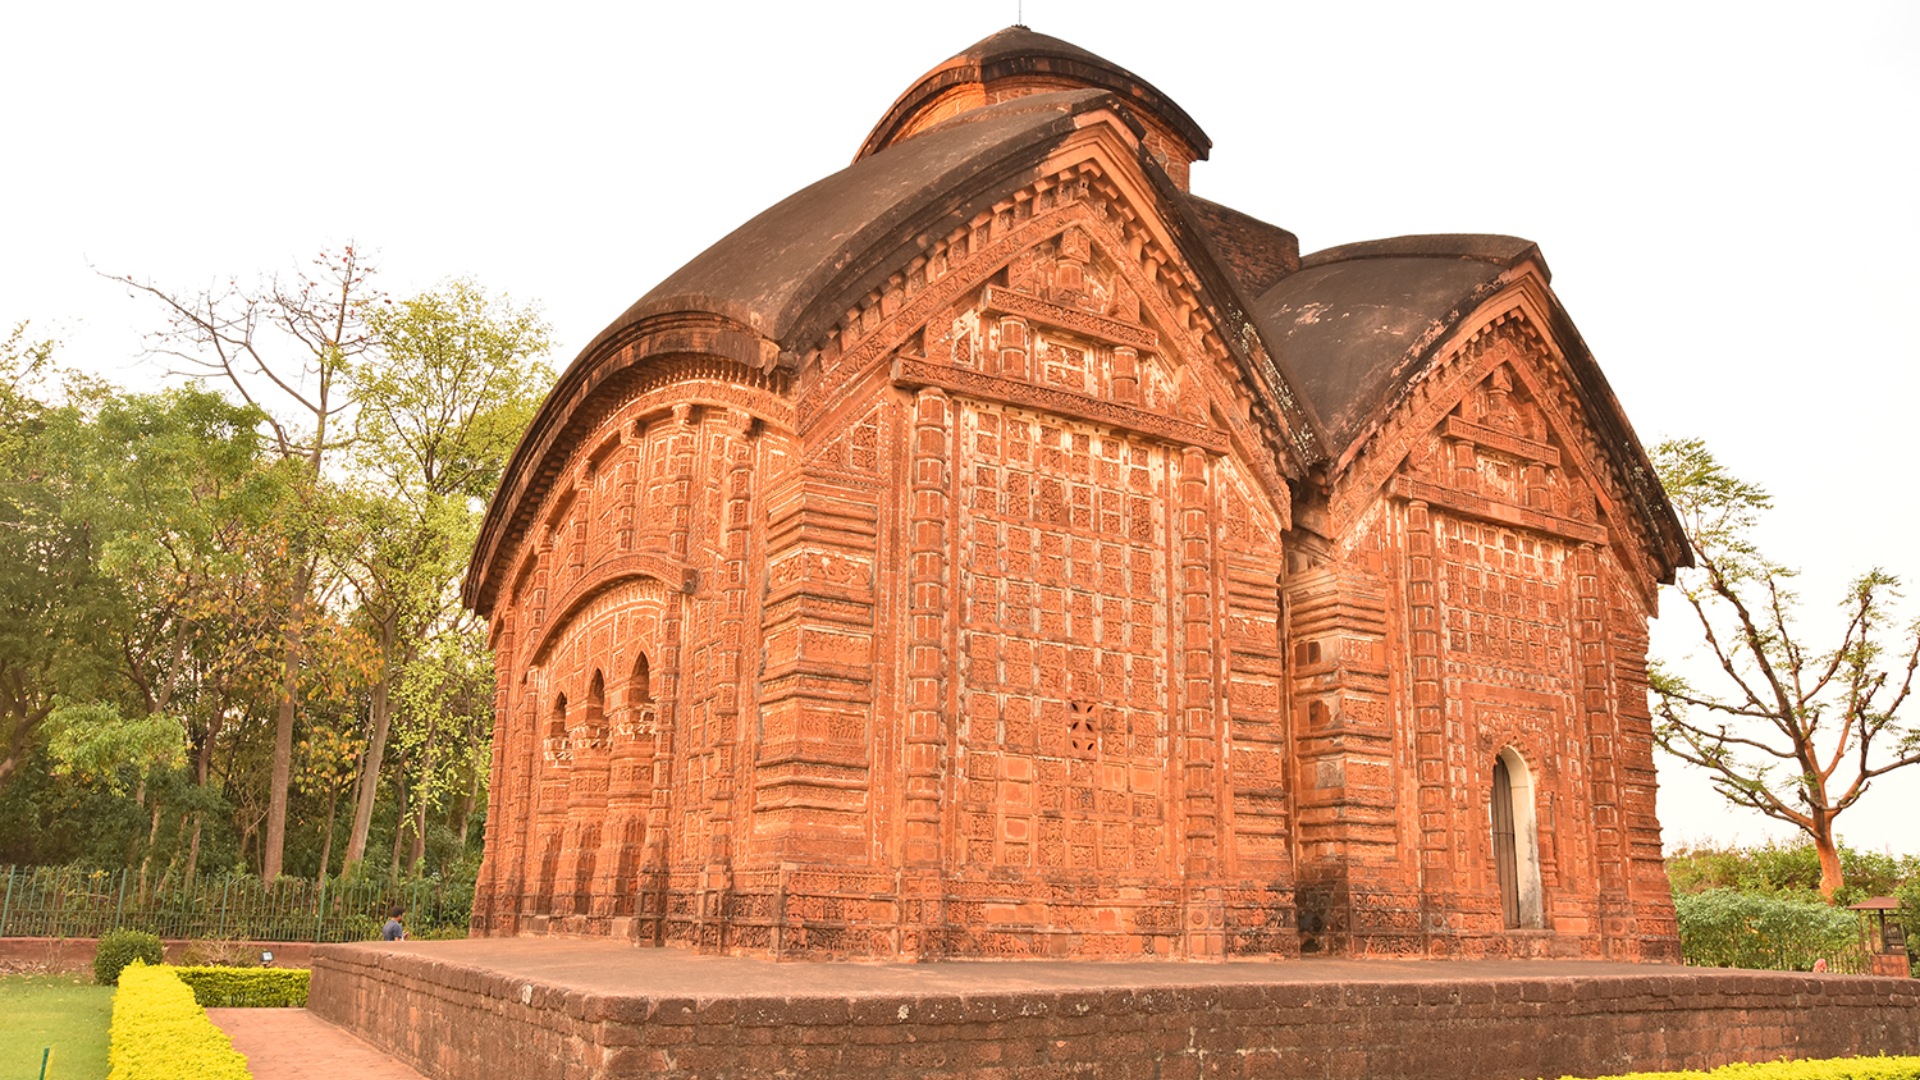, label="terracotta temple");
[463,28,1689,962]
